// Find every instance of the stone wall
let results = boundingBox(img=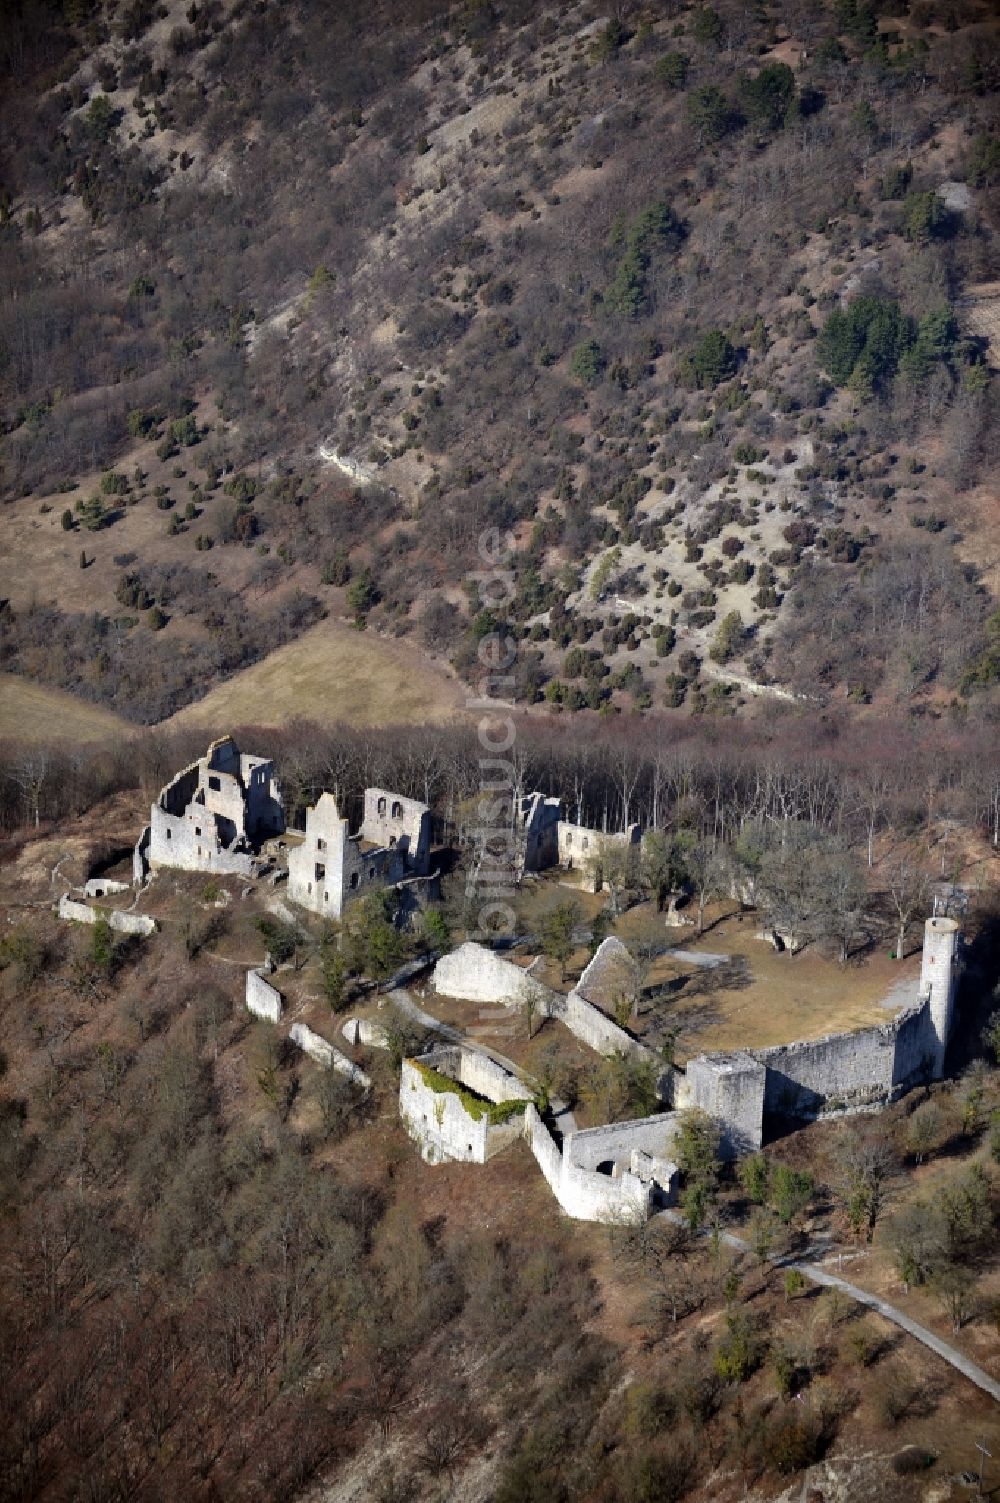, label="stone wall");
[555,821,641,890]
[433,942,555,1009]
[288,790,425,922]
[455,1048,534,1105]
[680,993,936,1149]
[85,878,131,898]
[399,1047,529,1165]
[148,737,283,877]
[57,894,156,937]
[361,789,432,874]
[133,825,151,884]
[150,802,257,877]
[555,938,649,1059]
[679,917,959,1150]
[109,909,157,937]
[522,1105,652,1223]
[558,987,645,1057]
[519,792,561,873]
[287,792,350,919]
[246,968,283,1023]
[564,1112,683,1173]
[289,1023,372,1091]
[342,1017,389,1049]
[756,999,931,1123]
[686,1051,767,1157]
